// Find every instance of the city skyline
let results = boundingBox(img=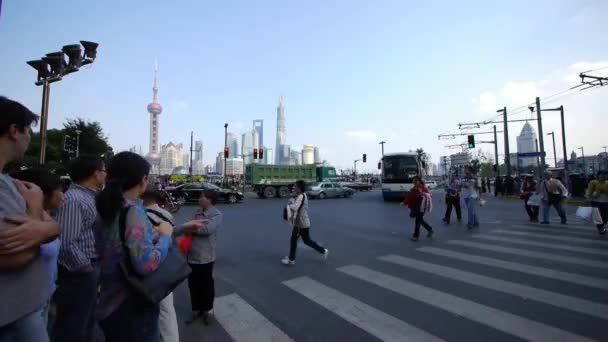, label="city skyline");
[1,1,606,172]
